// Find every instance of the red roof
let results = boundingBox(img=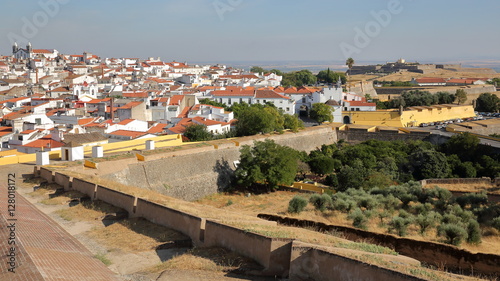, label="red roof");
[119,101,143,109]
[147,123,167,134]
[348,101,376,106]
[22,136,64,149]
[122,91,148,98]
[77,117,99,126]
[116,119,135,125]
[109,130,147,138]
[415,78,446,83]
